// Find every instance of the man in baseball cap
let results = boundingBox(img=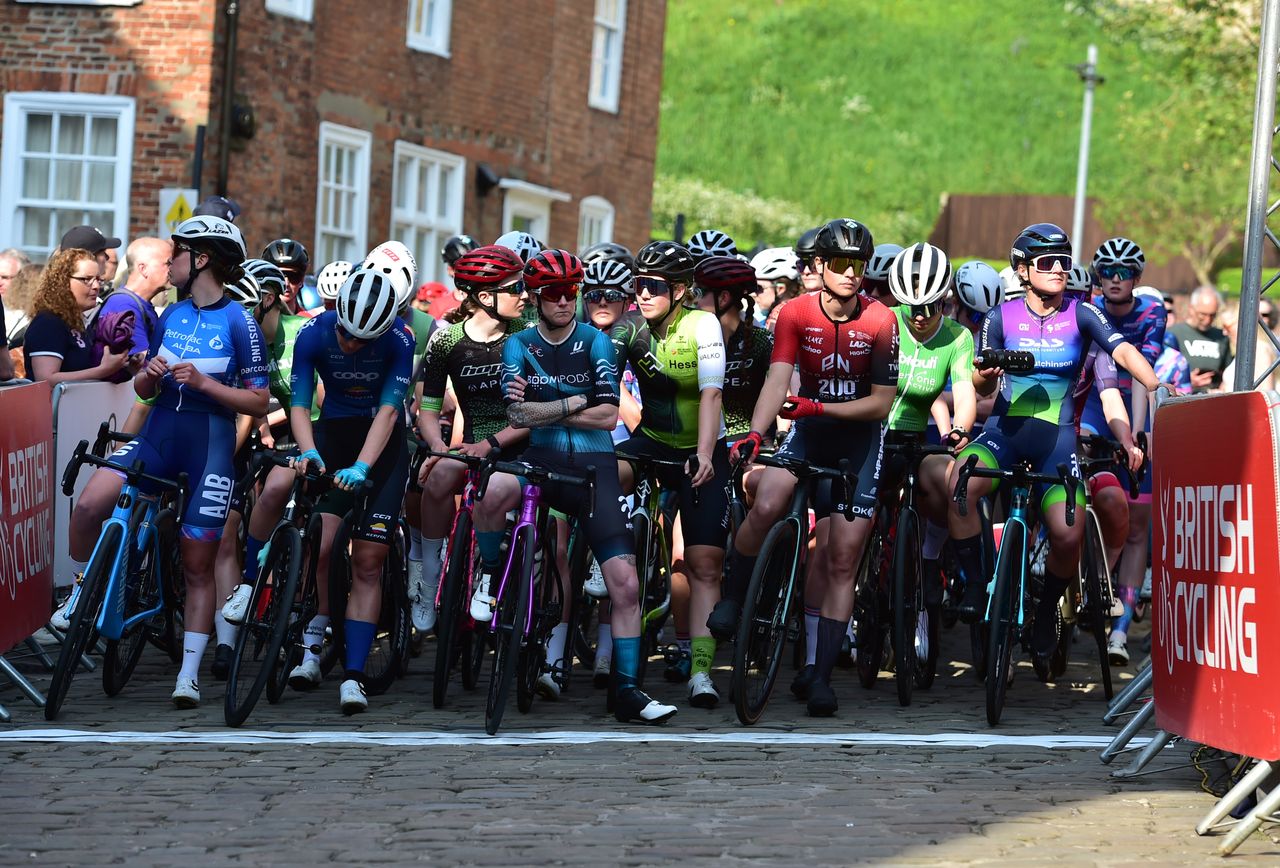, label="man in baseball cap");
[60,225,121,255]
[193,195,242,222]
